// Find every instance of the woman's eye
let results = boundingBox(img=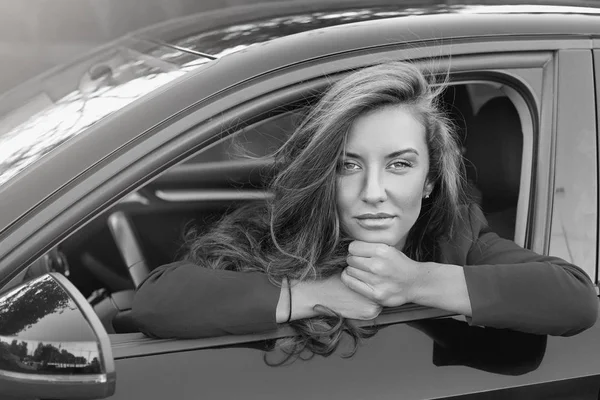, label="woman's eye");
[342,162,361,171]
[389,161,412,170]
